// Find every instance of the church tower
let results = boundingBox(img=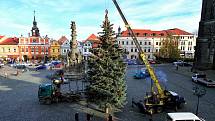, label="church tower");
[31,10,40,37]
[195,0,215,69]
